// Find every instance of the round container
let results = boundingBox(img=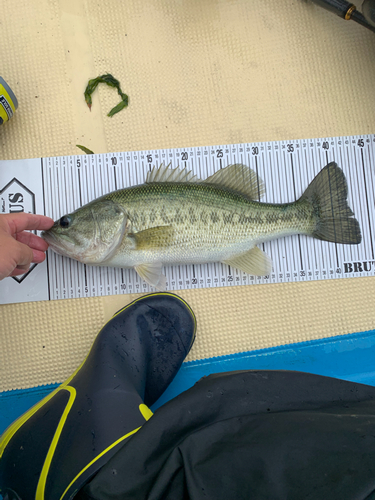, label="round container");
[0,77,18,124]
